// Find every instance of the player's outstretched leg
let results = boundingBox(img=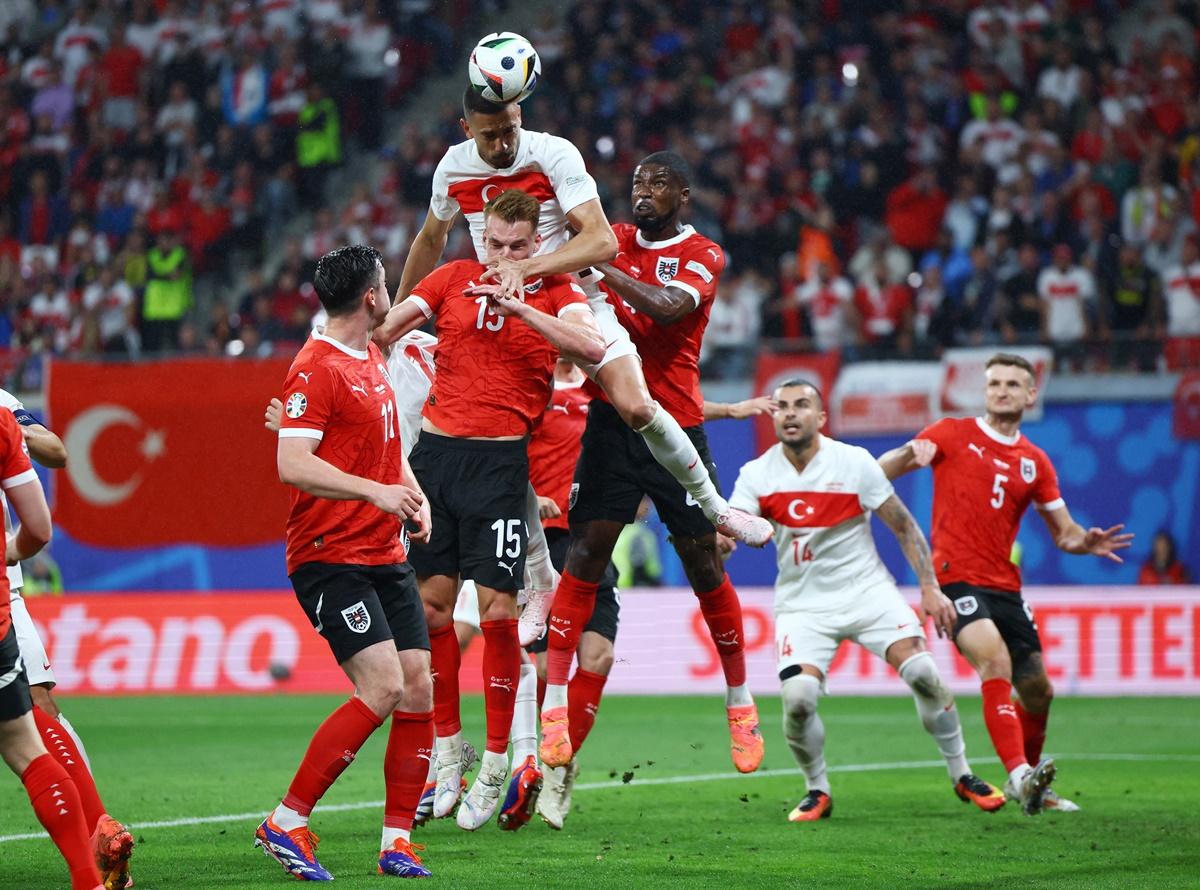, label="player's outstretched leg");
[499,659,543,831]
[539,574,599,768]
[896,652,1005,812]
[520,484,559,646]
[781,674,833,822]
[693,573,763,772]
[428,623,466,818]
